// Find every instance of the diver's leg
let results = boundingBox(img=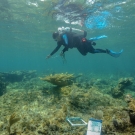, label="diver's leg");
[76,42,87,56]
[88,44,123,57]
[77,46,87,56]
[88,44,106,54]
[93,49,106,53]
